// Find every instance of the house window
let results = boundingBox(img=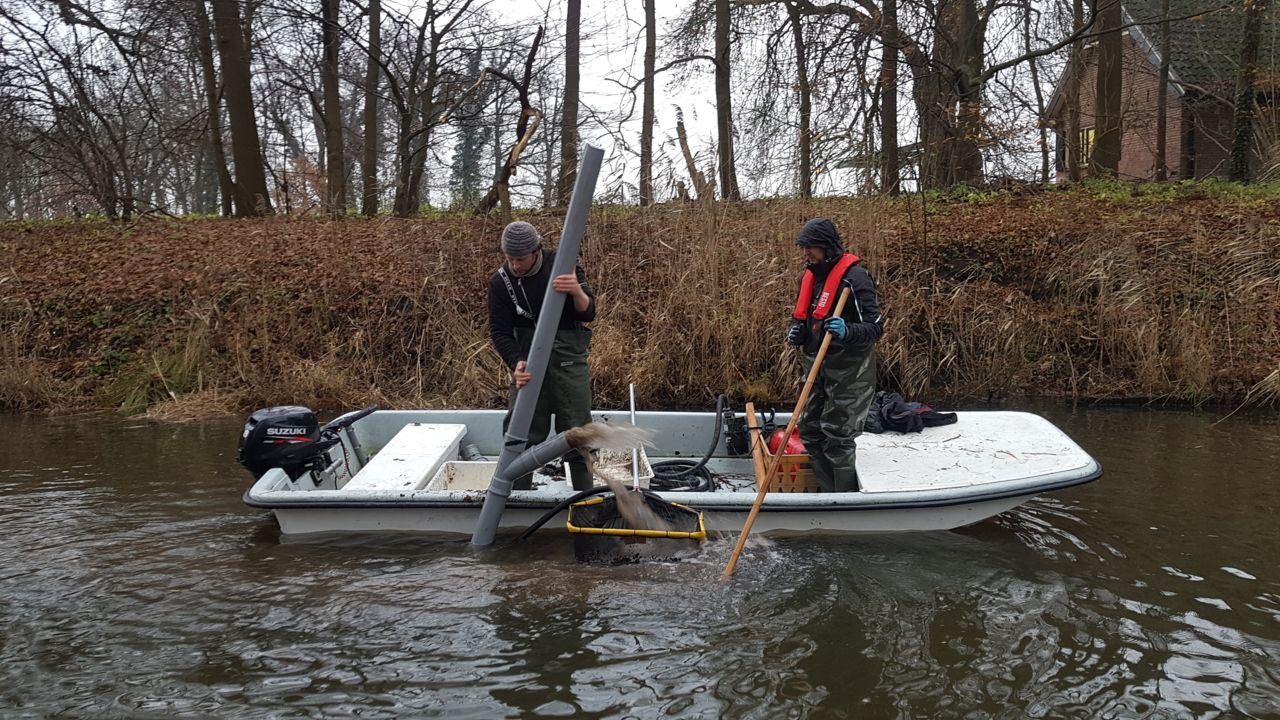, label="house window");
[1079,127,1096,166]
